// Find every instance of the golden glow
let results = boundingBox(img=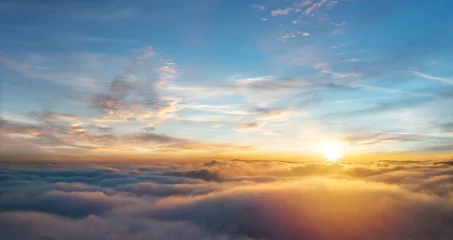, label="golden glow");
[322,141,343,162]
